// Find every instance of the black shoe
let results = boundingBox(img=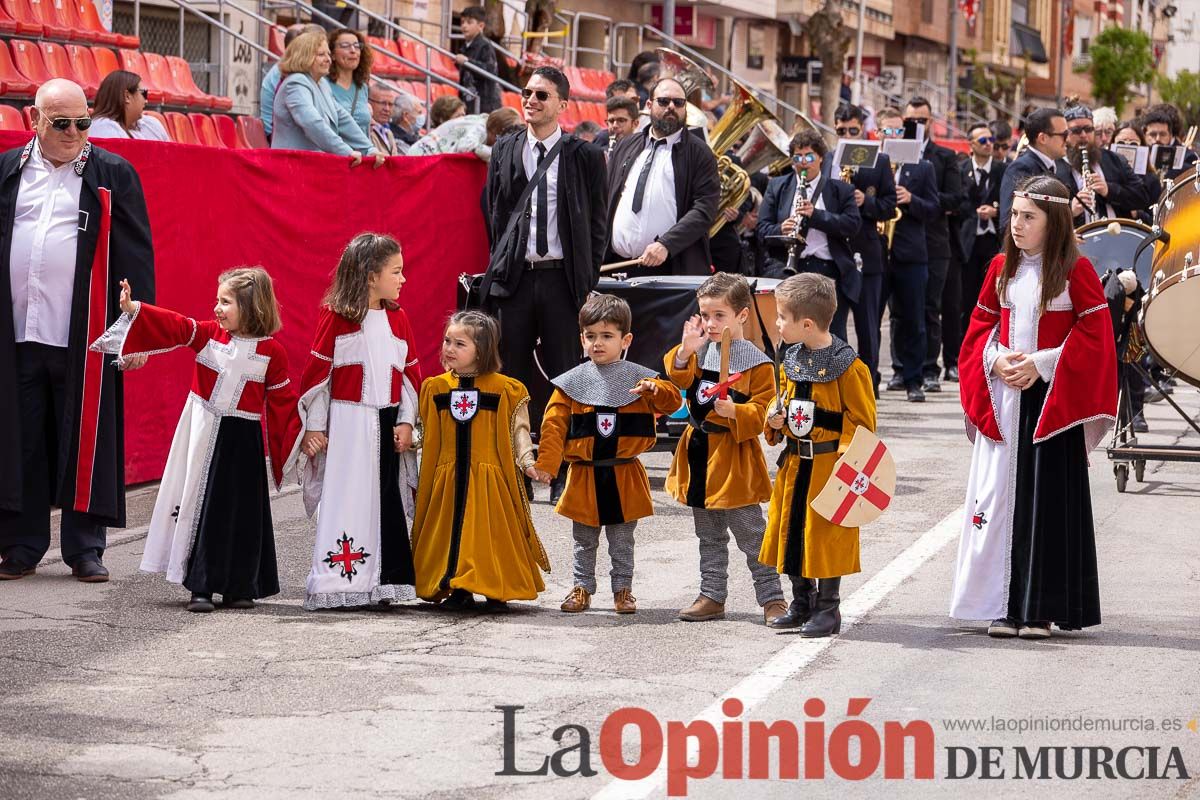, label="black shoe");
[549,469,567,505]
[944,366,959,382]
[187,593,215,613]
[873,384,881,400]
[0,560,35,580]
[440,588,475,610]
[800,577,841,637]
[923,377,942,393]
[886,375,905,391]
[906,386,926,403]
[1131,413,1149,433]
[768,576,817,630]
[71,559,109,583]
[987,617,1019,638]
[1144,386,1166,404]
[222,597,255,609]
[483,598,510,613]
